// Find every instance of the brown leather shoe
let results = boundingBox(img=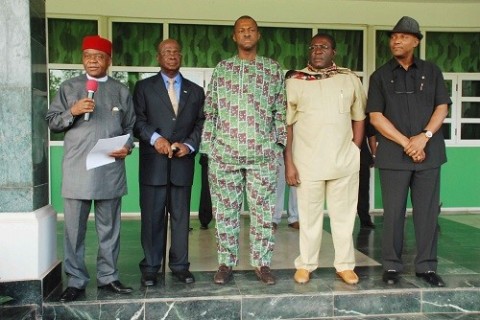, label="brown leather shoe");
[294,269,310,284]
[255,266,276,285]
[272,222,278,231]
[214,265,233,285]
[336,270,359,285]
[288,221,300,229]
